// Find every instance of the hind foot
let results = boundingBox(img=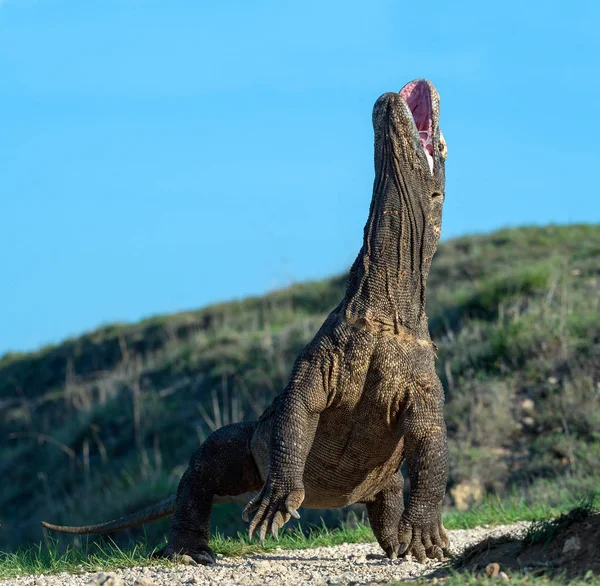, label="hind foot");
[152,543,216,566]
